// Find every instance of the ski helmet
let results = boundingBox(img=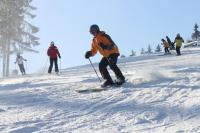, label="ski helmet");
[50,41,54,45]
[89,24,100,34]
[17,53,20,57]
